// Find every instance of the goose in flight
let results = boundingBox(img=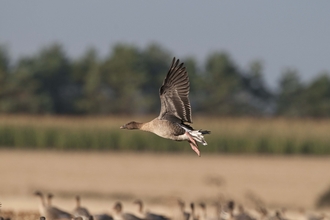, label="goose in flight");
[120,57,210,156]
